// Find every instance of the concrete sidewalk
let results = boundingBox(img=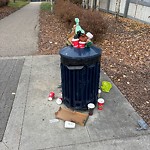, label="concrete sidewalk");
[0,2,40,57]
[0,55,149,150]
